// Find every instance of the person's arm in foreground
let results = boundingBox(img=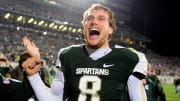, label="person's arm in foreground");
[22,37,64,101]
[128,51,148,101]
